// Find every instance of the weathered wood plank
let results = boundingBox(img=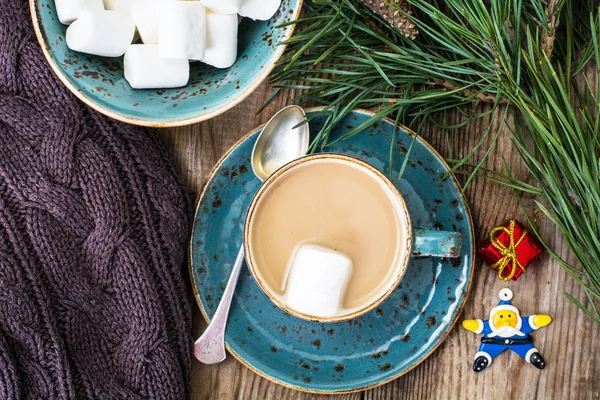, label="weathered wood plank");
[161,81,600,400]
